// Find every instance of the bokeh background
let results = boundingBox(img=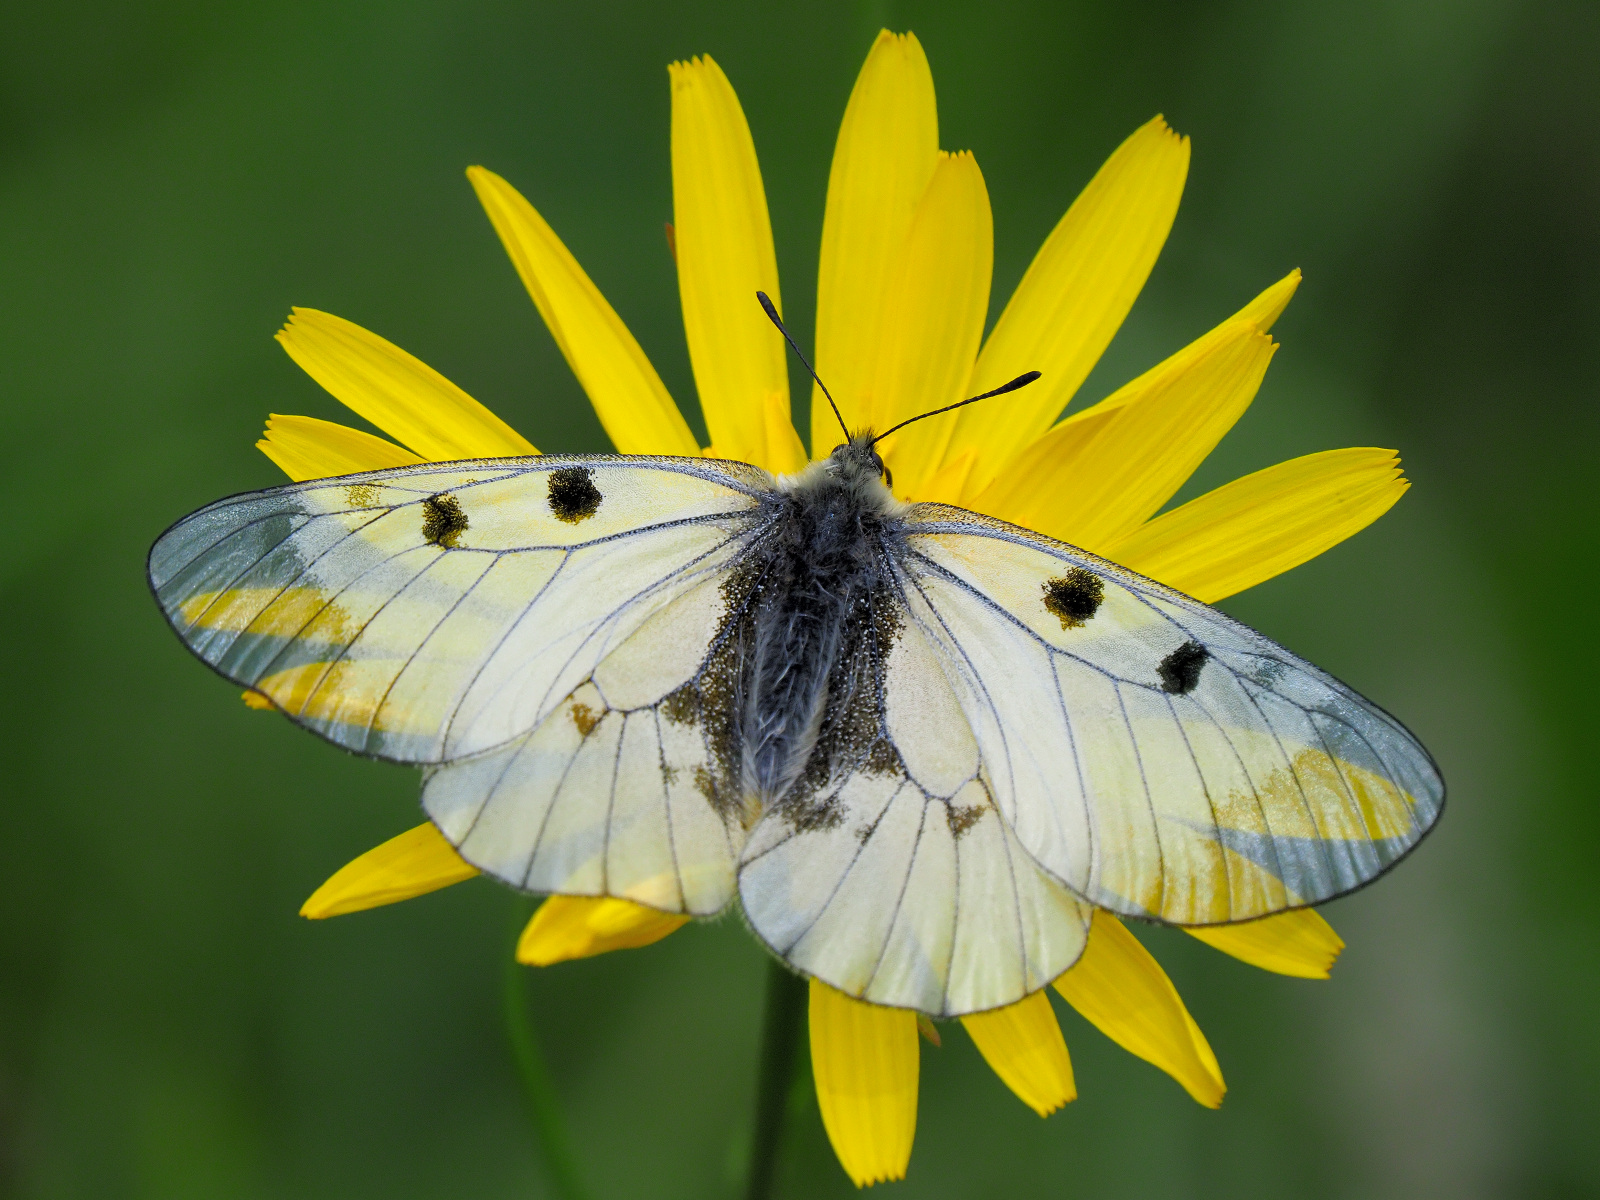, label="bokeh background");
[2,1,1597,1196]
